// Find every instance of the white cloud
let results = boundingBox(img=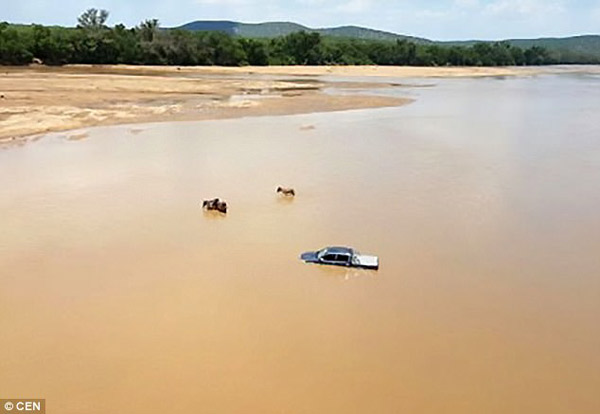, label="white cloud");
[454,0,479,9]
[484,0,565,16]
[195,0,253,4]
[335,0,373,13]
[591,5,600,21]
